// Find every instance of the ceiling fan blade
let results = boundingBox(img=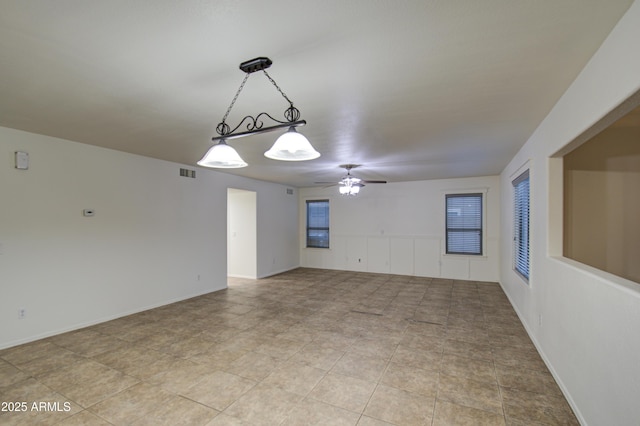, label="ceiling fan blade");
[314,182,338,188]
[361,180,387,184]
